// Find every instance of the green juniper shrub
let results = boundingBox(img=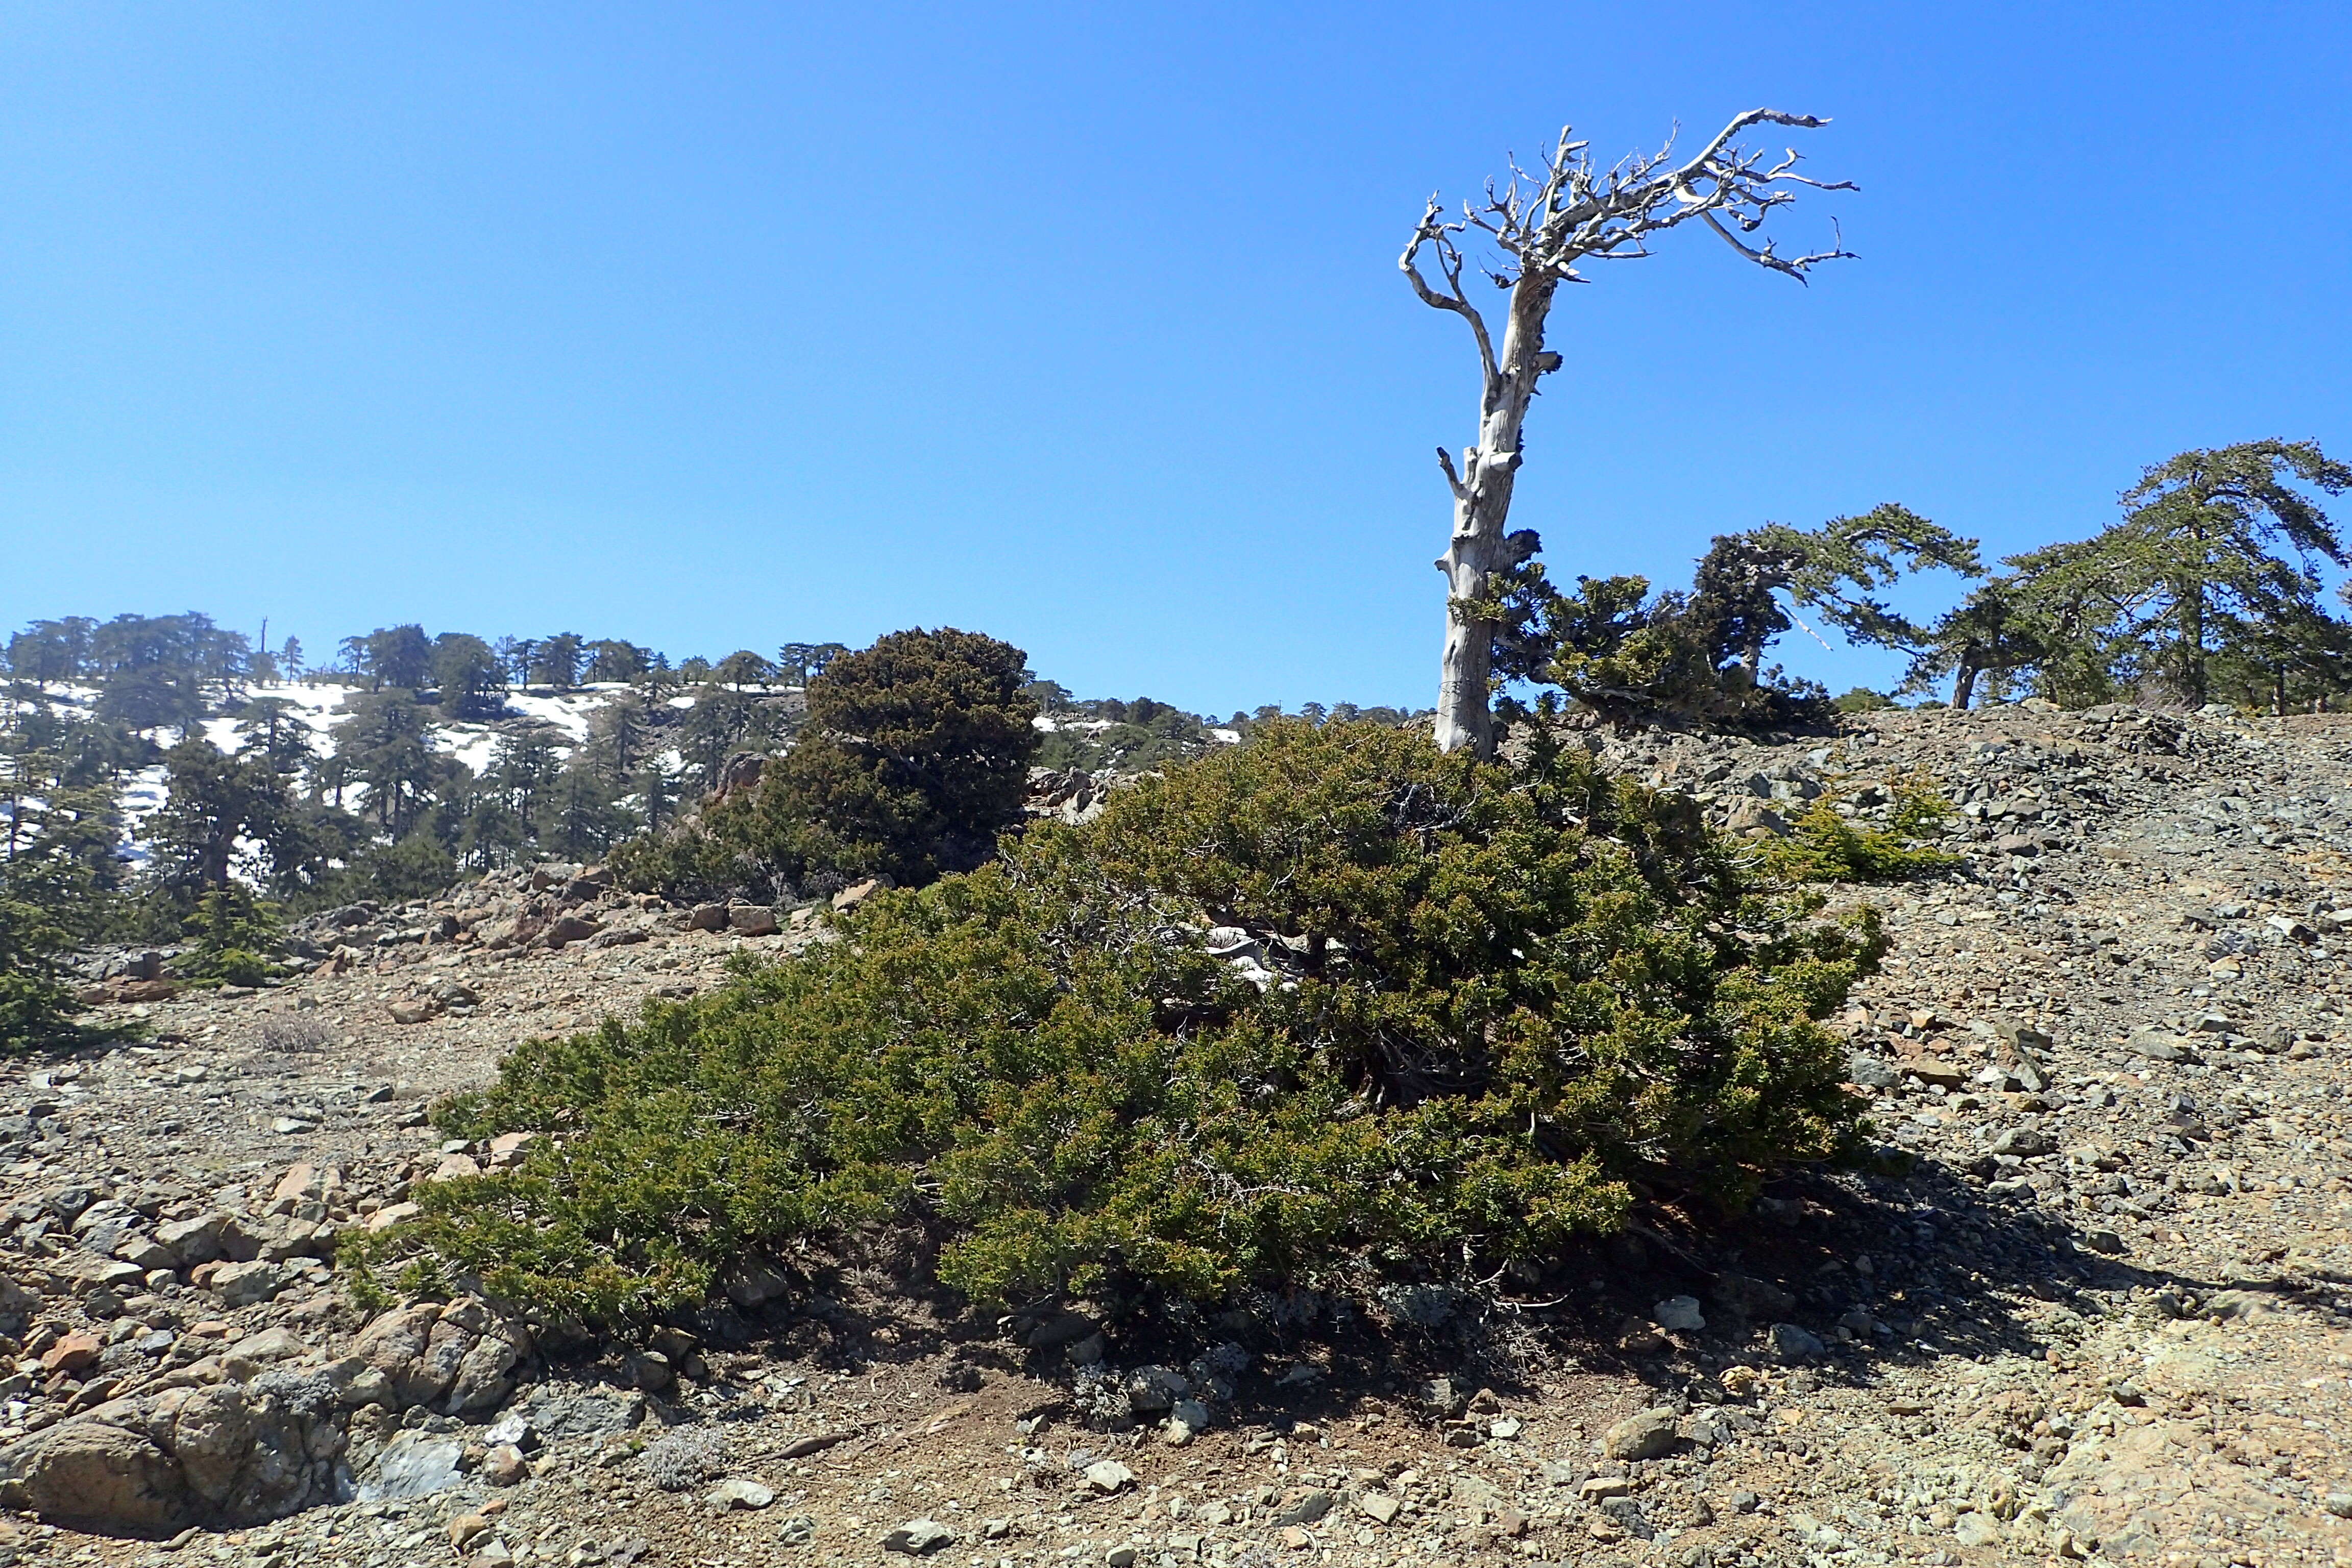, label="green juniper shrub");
[612,627,1038,901]
[391,720,1881,1325]
[0,895,91,1055]
[1760,772,1959,884]
[0,877,133,1054]
[178,886,284,987]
